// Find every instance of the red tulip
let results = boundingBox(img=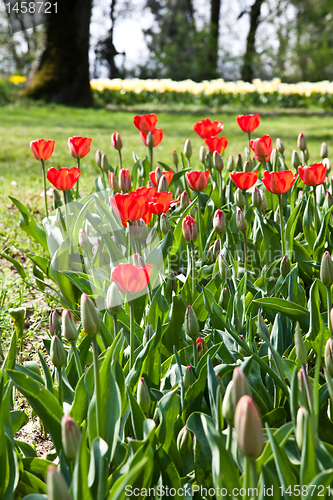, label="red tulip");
[186,170,210,191]
[47,167,80,190]
[182,215,198,242]
[133,186,157,201]
[193,118,224,139]
[111,132,123,150]
[204,136,228,154]
[110,192,148,224]
[111,262,152,294]
[30,139,55,161]
[68,136,92,159]
[230,171,258,190]
[133,114,158,133]
[149,170,174,188]
[148,192,173,215]
[140,128,163,147]
[262,170,298,194]
[250,135,272,162]
[298,163,327,186]
[236,114,260,133]
[119,168,132,192]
